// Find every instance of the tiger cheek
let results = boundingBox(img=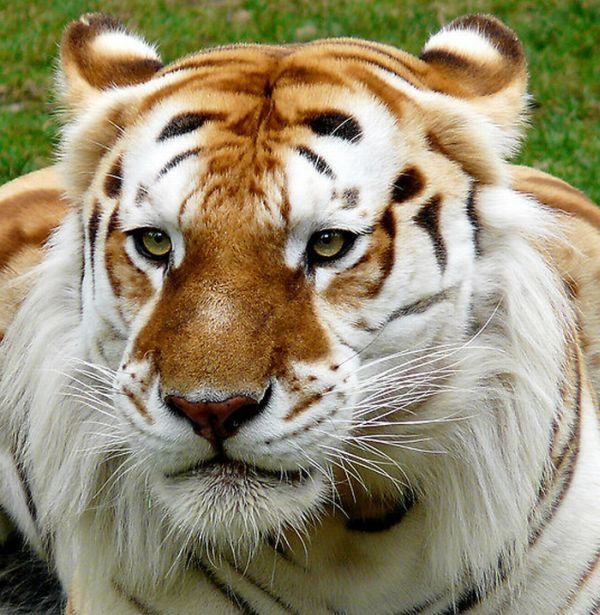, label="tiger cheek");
[104,229,153,315]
